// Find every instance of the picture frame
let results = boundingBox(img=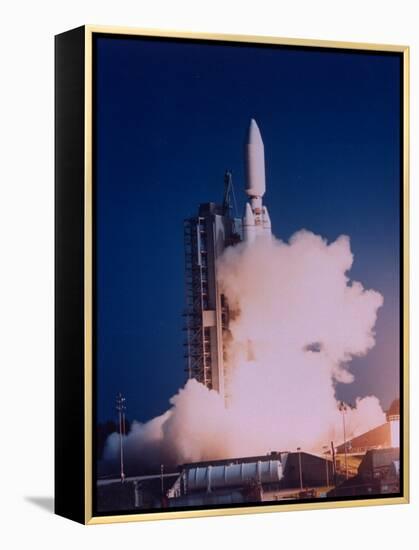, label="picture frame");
[55,25,409,525]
